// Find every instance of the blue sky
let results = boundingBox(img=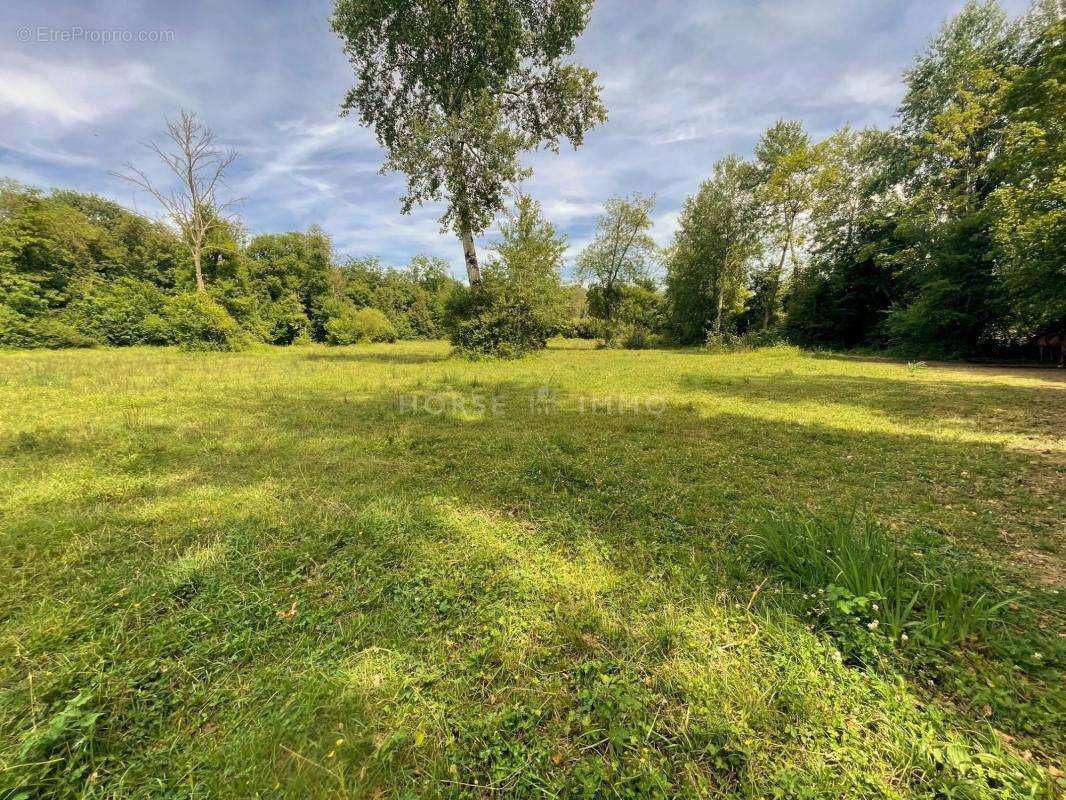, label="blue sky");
[1,0,1031,277]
